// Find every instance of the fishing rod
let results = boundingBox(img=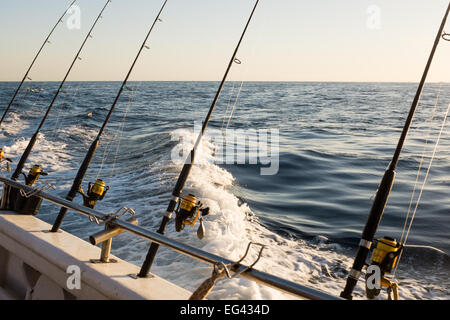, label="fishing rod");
[340,2,450,300]
[0,0,77,127]
[10,0,111,183]
[50,0,170,232]
[137,0,260,278]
